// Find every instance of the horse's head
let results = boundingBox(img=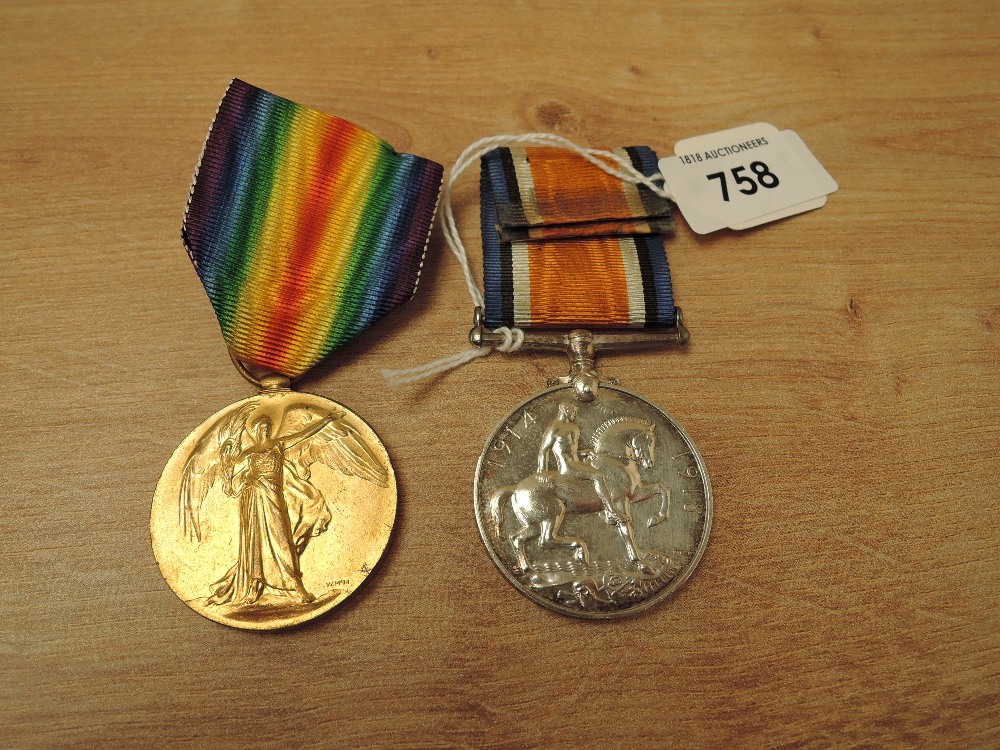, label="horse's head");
[592,417,656,470]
